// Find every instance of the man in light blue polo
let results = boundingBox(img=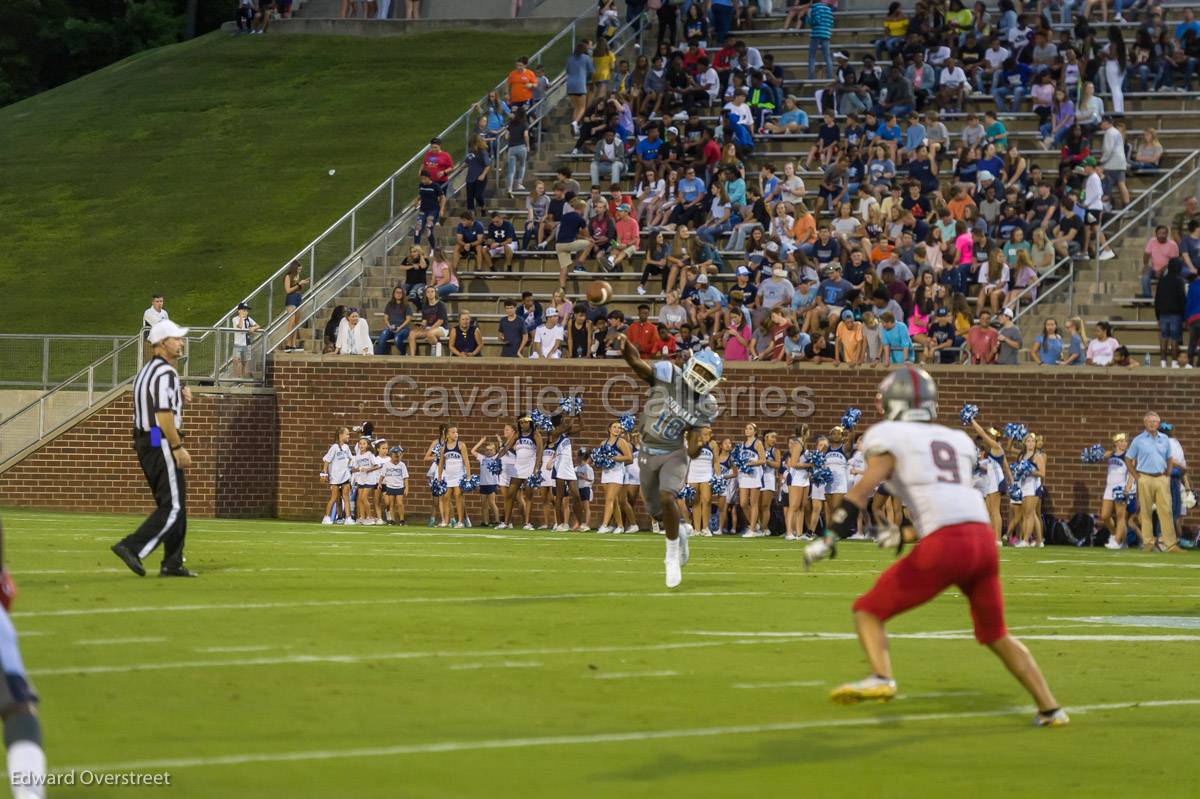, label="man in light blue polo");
[1124,411,1179,552]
